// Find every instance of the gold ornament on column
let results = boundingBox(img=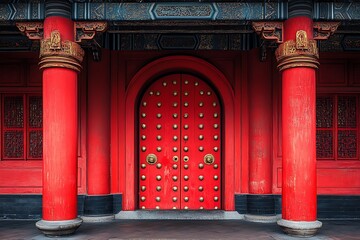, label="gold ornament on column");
[275,30,319,72]
[295,30,308,50]
[50,30,61,50]
[39,30,85,72]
